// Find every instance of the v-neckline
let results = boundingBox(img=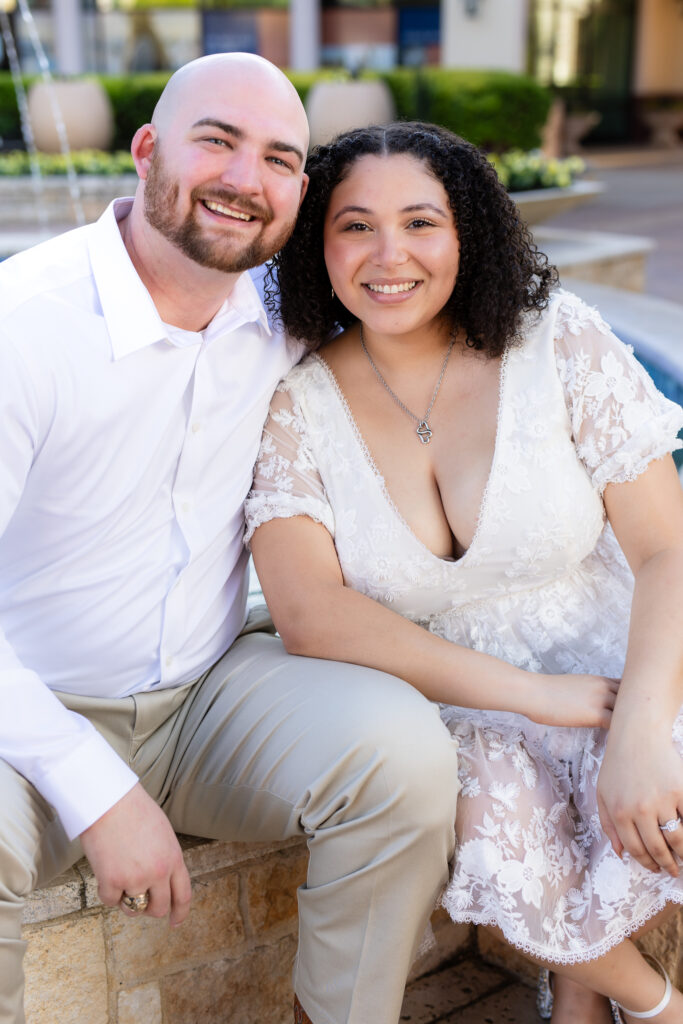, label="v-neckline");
[310,350,509,567]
